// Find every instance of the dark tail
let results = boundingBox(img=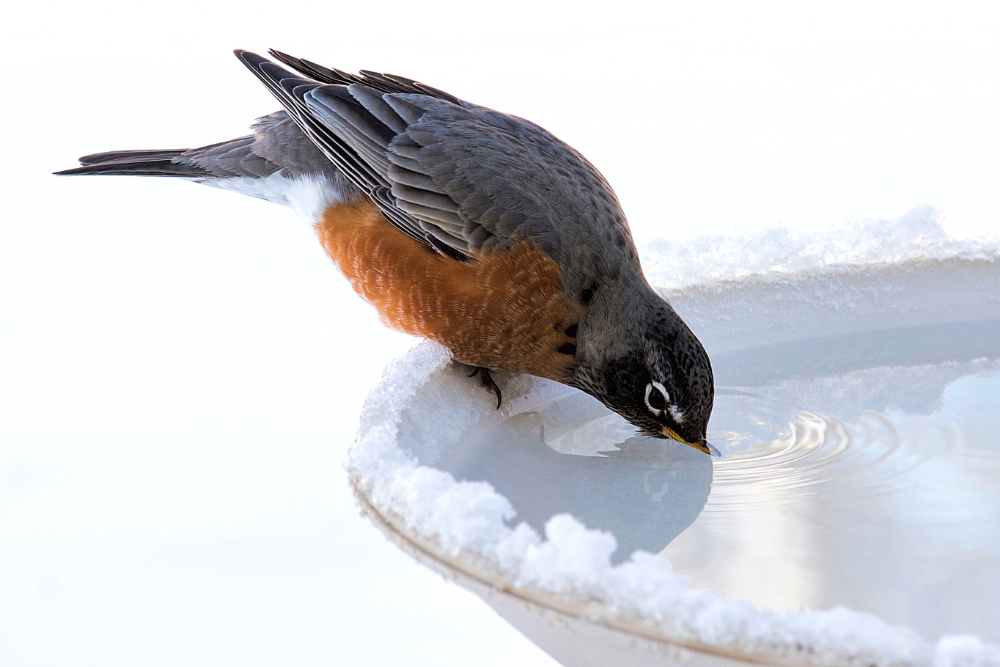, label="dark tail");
[55,149,211,177]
